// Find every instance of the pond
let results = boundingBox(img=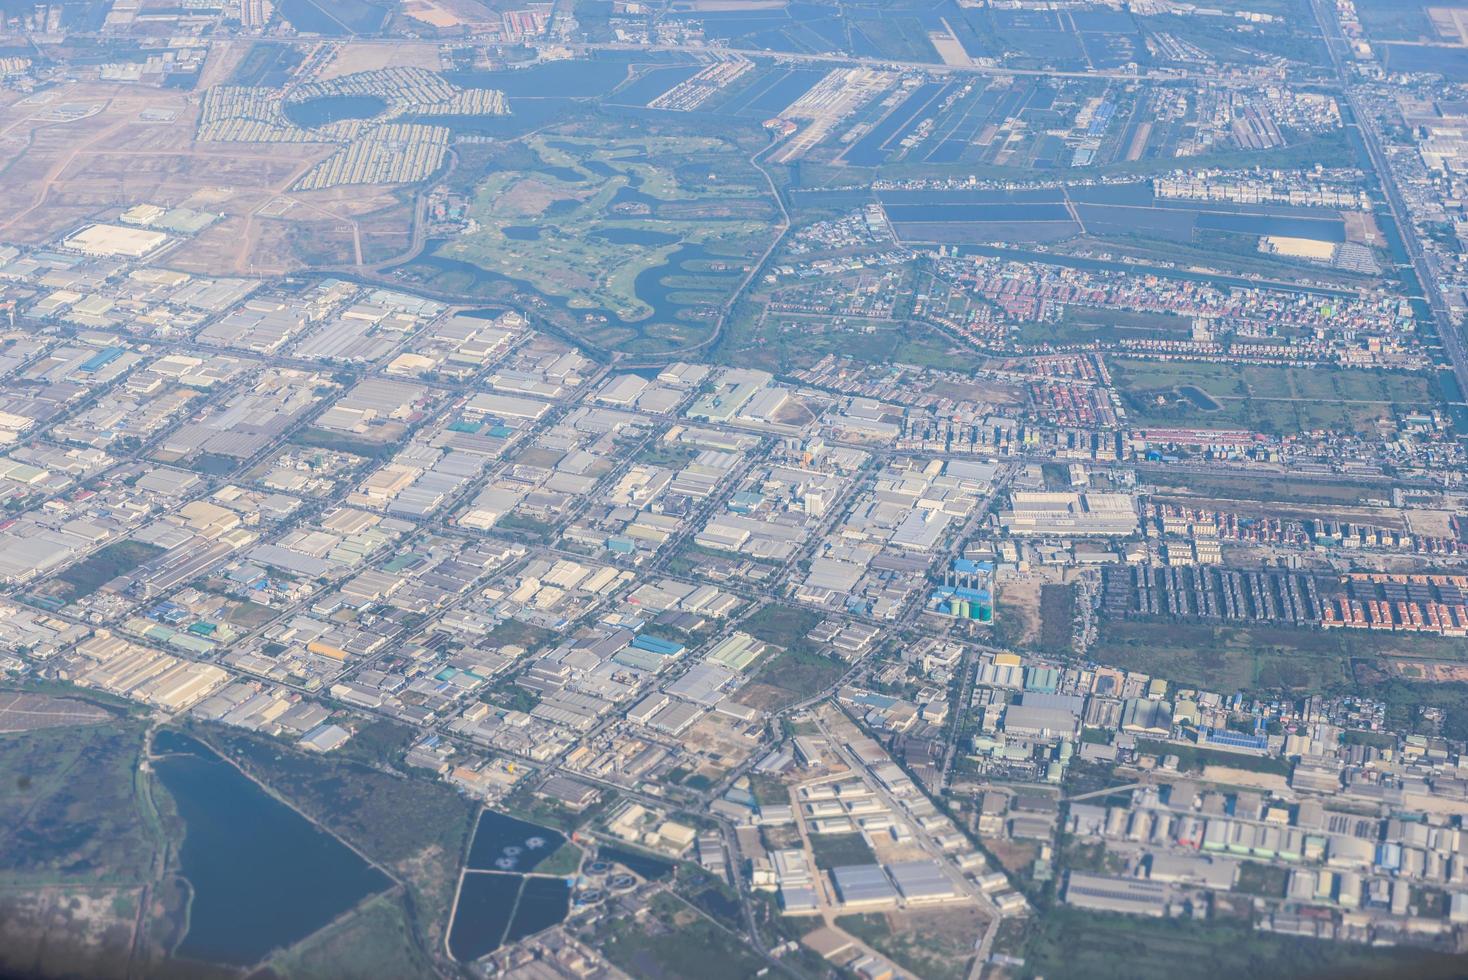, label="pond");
[598,844,673,880]
[592,227,680,246]
[448,810,573,962]
[465,809,567,873]
[283,94,387,128]
[152,731,390,968]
